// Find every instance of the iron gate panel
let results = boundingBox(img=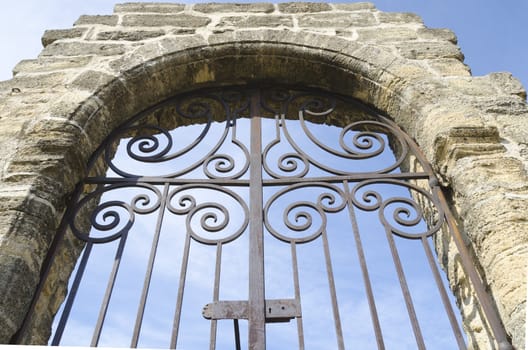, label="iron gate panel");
[16,86,512,349]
